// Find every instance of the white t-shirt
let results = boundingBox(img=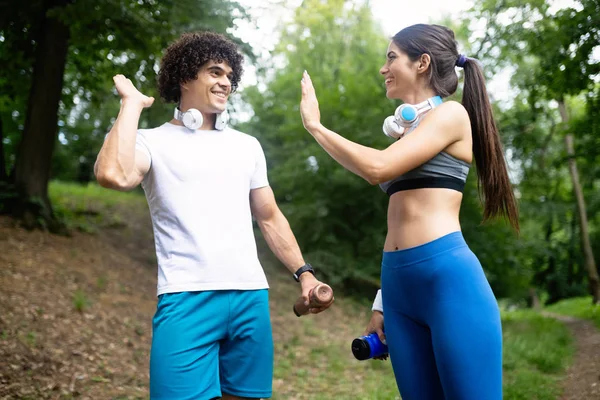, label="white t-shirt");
[135,122,270,296]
